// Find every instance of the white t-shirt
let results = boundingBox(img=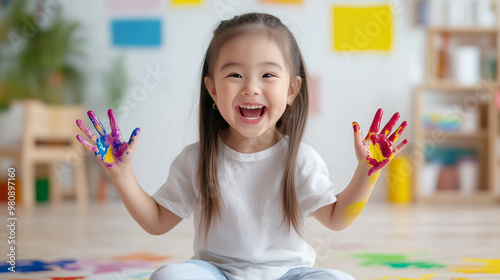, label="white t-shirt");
[152,136,338,280]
